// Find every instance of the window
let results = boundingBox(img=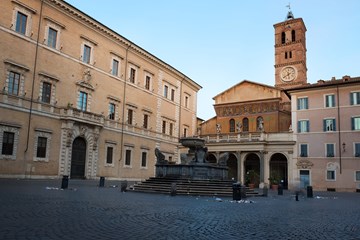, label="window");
[185,96,189,108]
[169,123,173,136]
[326,170,336,181]
[112,59,119,76]
[298,120,309,133]
[125,149,131,166]
[325,94,336,108]
[106,146,113,164]
[145,76,151,90]
[351,117,360,130]
[242,118,249,132]
[2,132,14,155]
[130,68,136,83]
[229,119,235,133]
[356,171,360,181]
[8,71,21,95]
[297,97,308,110]
[281,32,285,44]
[127,109,133,125]
[41,82,51,103]
[109,103,115,120]
[350,92,360,105]
[141,152,147,168]
[47,27,58,49]
[326,143,335,157]
[291,30,296,42]
[323,119,336,132]
[183,127,188,137]
[355,143,360,157]
[285,52,288,59]
[162,121,166,134]
[143,114,149,129]
[83,45,91,64]
[300,144,308,157]
[171,89,175,101]
[15,12,27,35]
[77,91,87,111]
[164,85,168,98]
[289,51,292,58]
[36,137,47,158]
